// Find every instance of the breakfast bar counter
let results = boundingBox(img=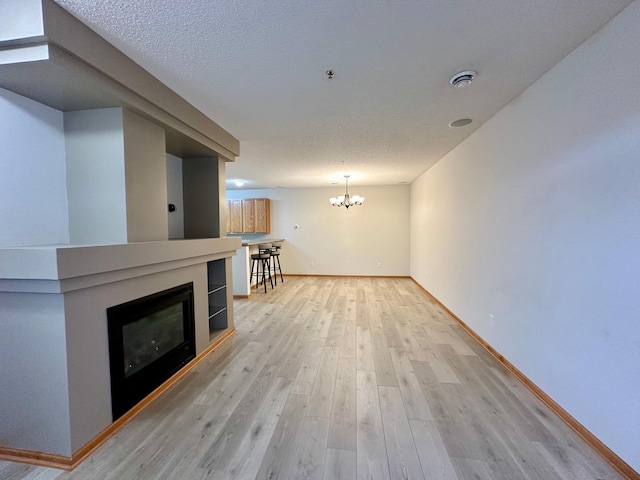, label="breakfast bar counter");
[231,238,284,296]
[241,238,285,247]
